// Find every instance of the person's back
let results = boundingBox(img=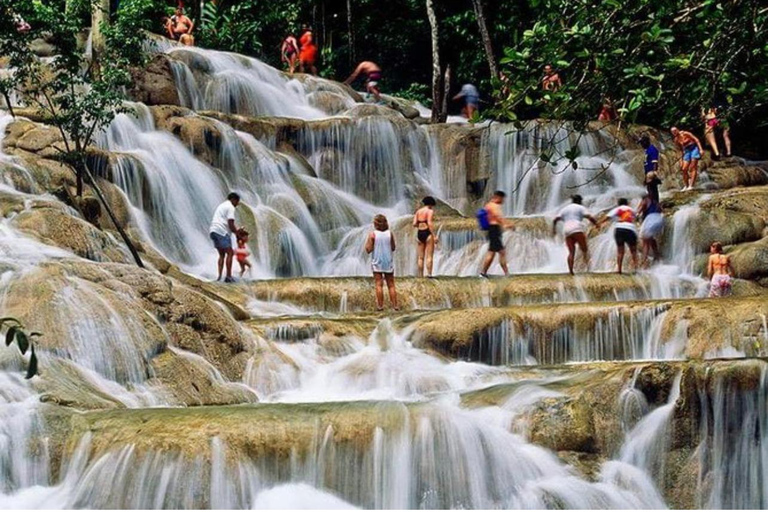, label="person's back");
[608,204,636,231]
[371,229,394,273]
[709,253,730,275]
[559,202,588,235]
